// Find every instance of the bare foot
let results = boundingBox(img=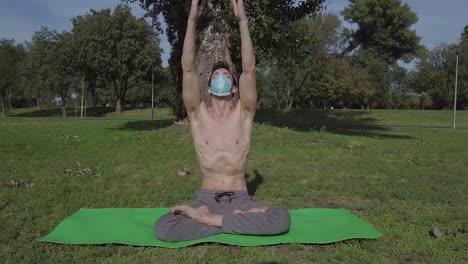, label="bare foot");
[234,207,268,214]
[171,205,211,224]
